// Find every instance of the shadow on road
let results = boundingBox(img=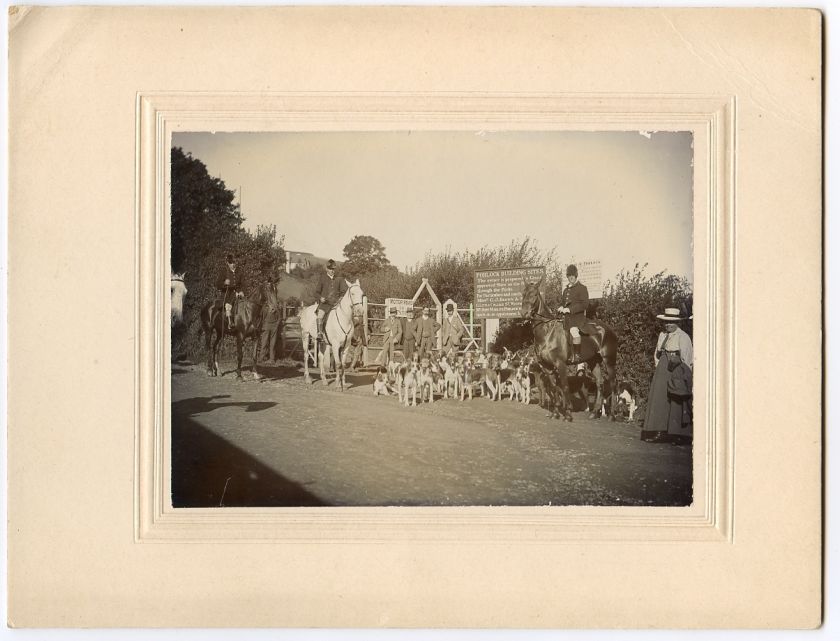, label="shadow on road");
[171,409,328,507]
[253,363,307,382]
[173,395,277,416]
